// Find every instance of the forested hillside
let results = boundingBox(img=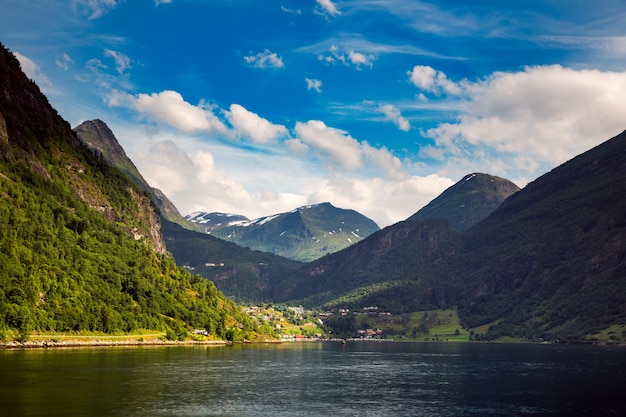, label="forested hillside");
[274,131,626,342]
[0,43,273,341]
[452,130,626,341]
